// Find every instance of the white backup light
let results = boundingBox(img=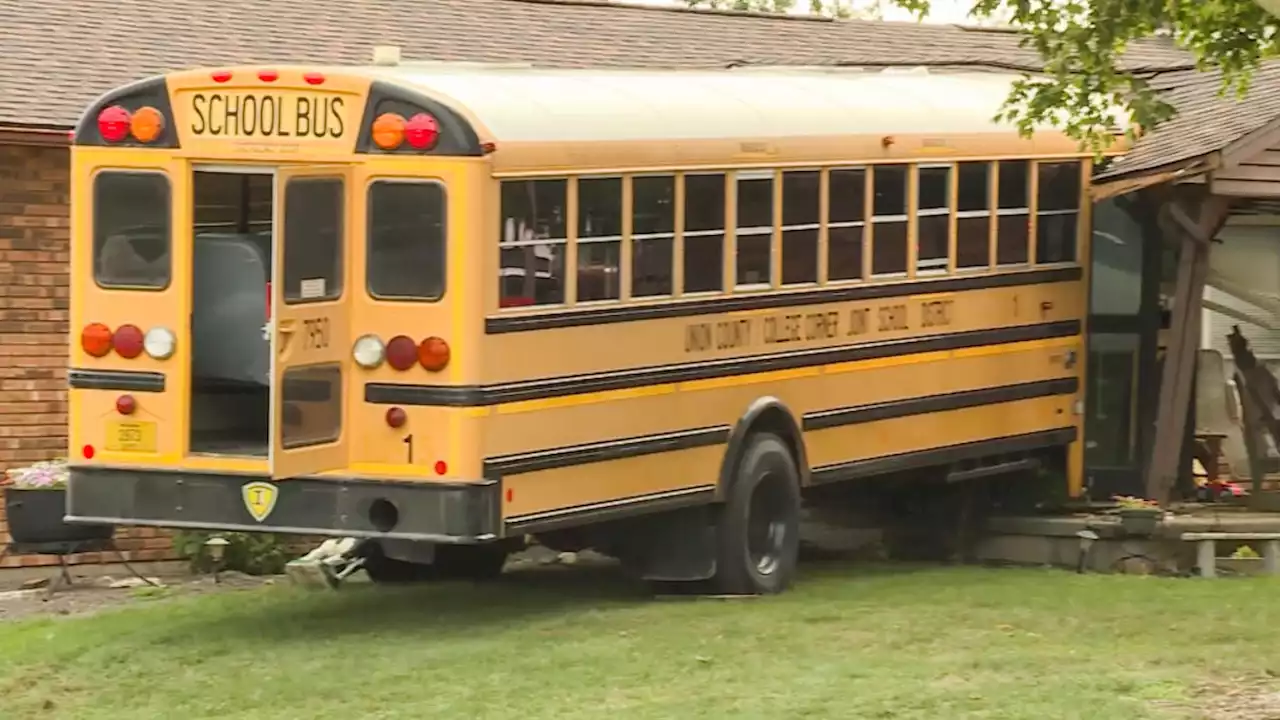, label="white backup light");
[143,326,177,360]
[352,334,386,369]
